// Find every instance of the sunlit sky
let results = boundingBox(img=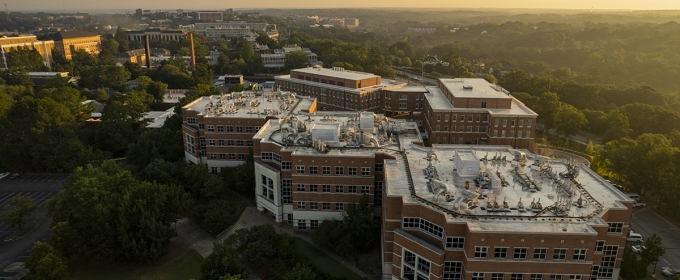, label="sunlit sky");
[7,0,680,11]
